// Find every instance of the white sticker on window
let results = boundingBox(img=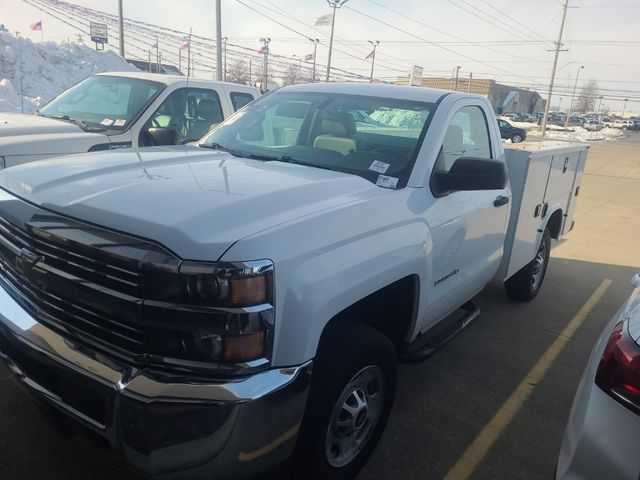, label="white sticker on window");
[369,160,390,174]
[113,119,127,127]
[100,118,114,126]
[376,175,398,189]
